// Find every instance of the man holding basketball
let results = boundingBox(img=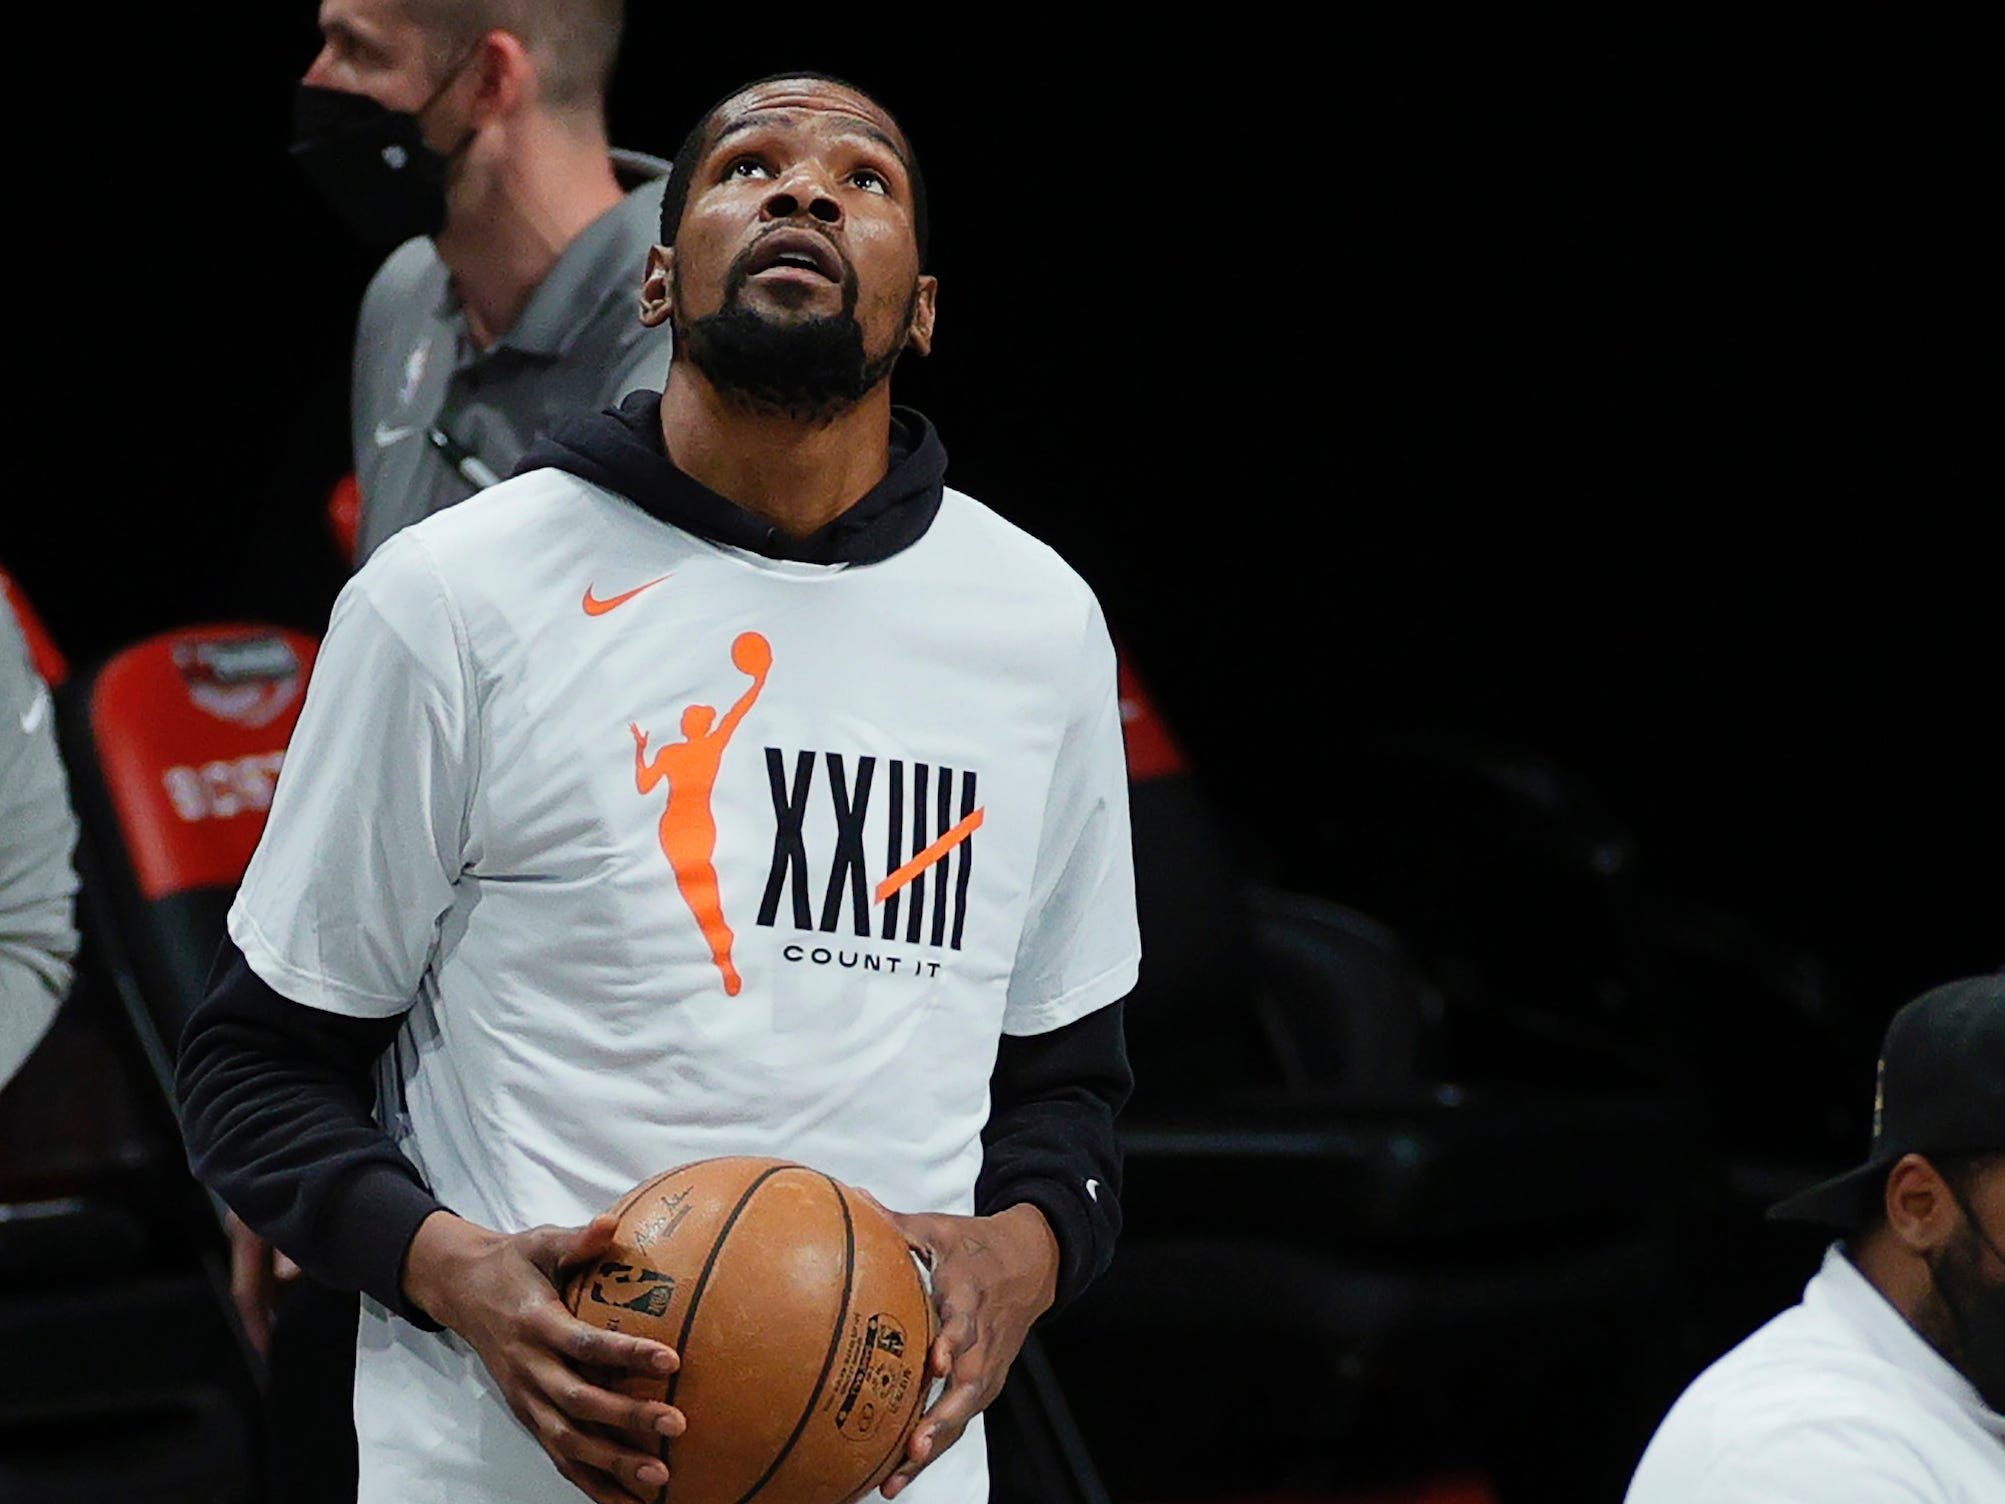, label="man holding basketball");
[178,70,1138,1504]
